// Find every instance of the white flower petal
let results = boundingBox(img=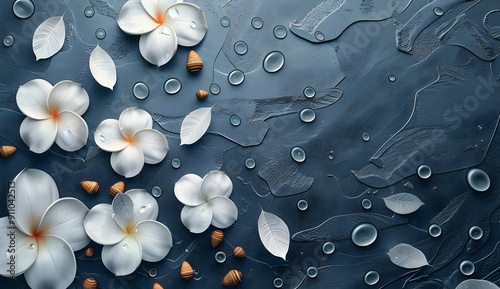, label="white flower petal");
[83,204,127,245]
[110,145,145,178]
[112,193,135,232]
[54,111,89,152]
[165,3,207,47]
[125,189,159,227]
[208,196,238,229]
[94,119,129,152]
[201,171,233,200]
[102,236,142,276]
[141,0,176,22]
[133,220,172,262]
[180,203,212,234]
[24,236,76,289]
[117,0,159,35]
[13,169,59,236]
[0,217,38,277]
[16,79,51,120]
[37,198,90,251]
[20,117,57,154]
[174,174,204,206]
[134,129,168,164]
[47,80,90,116]
[119,107,153,138]
[139,24,177,66]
